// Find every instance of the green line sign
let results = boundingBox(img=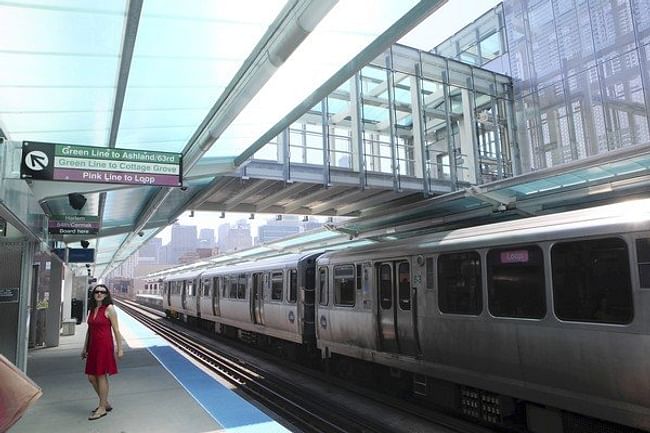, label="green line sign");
[21,141,183,187]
